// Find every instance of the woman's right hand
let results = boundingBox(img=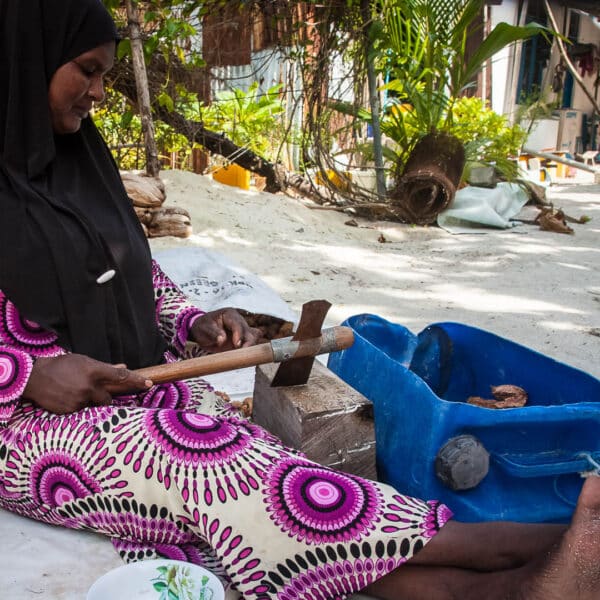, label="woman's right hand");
[23,354,153,415]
